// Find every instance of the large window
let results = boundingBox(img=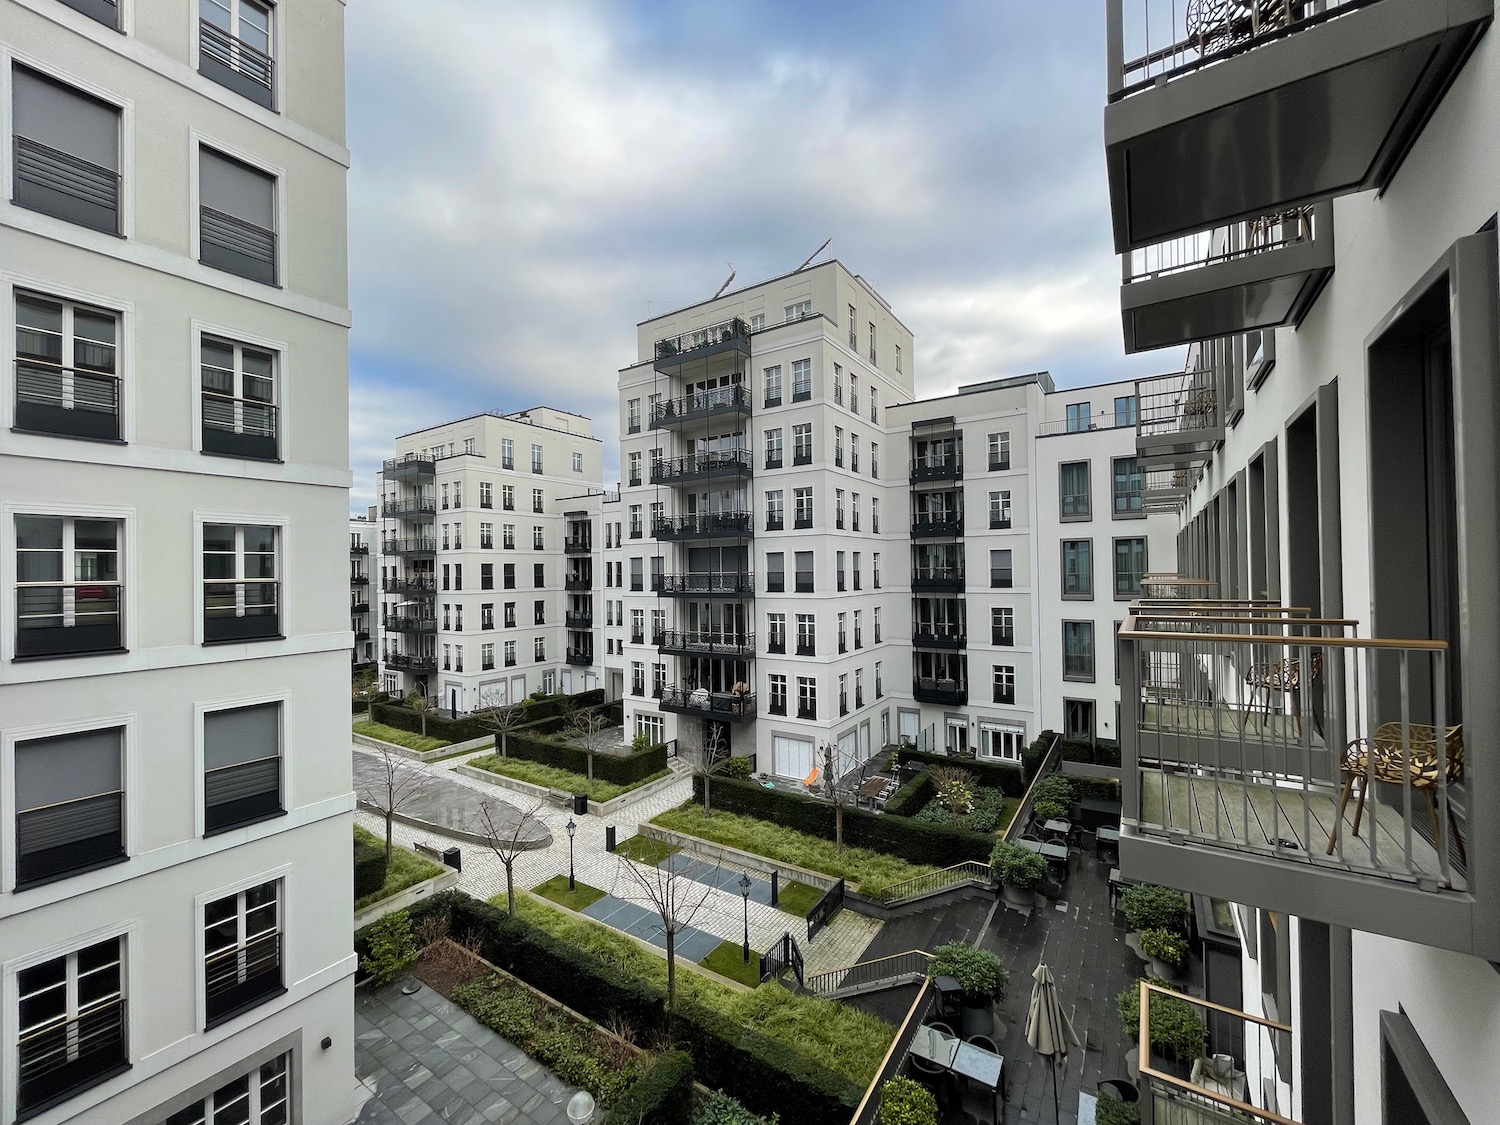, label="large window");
[989,549,1012,589]
[991,606,1014,646]
[791,358,812,401]
[17,937,127,1118]
[989,490,1011,529]
[200,148,276,285]
[1065,402,1090,432]
[203,703,282,833]
[16,515,122,658]
[765,552,784,593]
[14,727,125,887]
[1059,461,1091,520]
[792,424,813,465]
[1062,539,1093,599]
[15,292,120,441]
[201,336,277,459]
[992,665,1015,705]
[1115,537,1148,597]
[204,880,282,1027]
[204,524,279,642]
[199,0,275,109]
[988,432,1010,471]
[636,714,665,744]
[796,677,817,720]
[763,365,782,407]
[765,490,784,532]
[163,1053,290,1125]
[796,613,816,656]
[979,723,1024,762]
[794,550,814,593]
[1063,621,1095,681]
[1112,456,1143,516]
[1114,395,1138,428]
[793,488,813,529]
[12,66,121,235]
[767,674,787,715]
